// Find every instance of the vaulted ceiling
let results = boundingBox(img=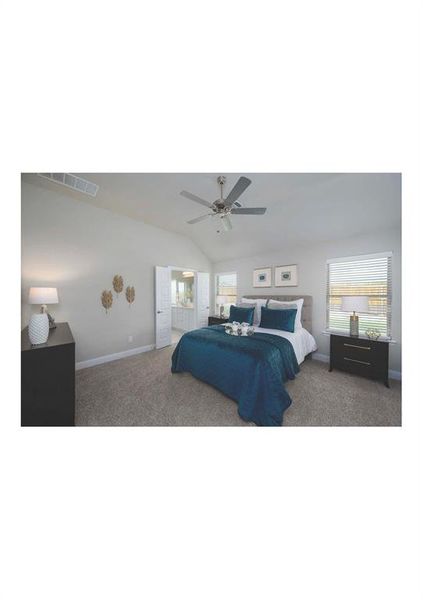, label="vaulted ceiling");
[23,173,401,263]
